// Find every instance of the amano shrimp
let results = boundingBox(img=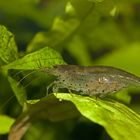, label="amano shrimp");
[43,65,140,98]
